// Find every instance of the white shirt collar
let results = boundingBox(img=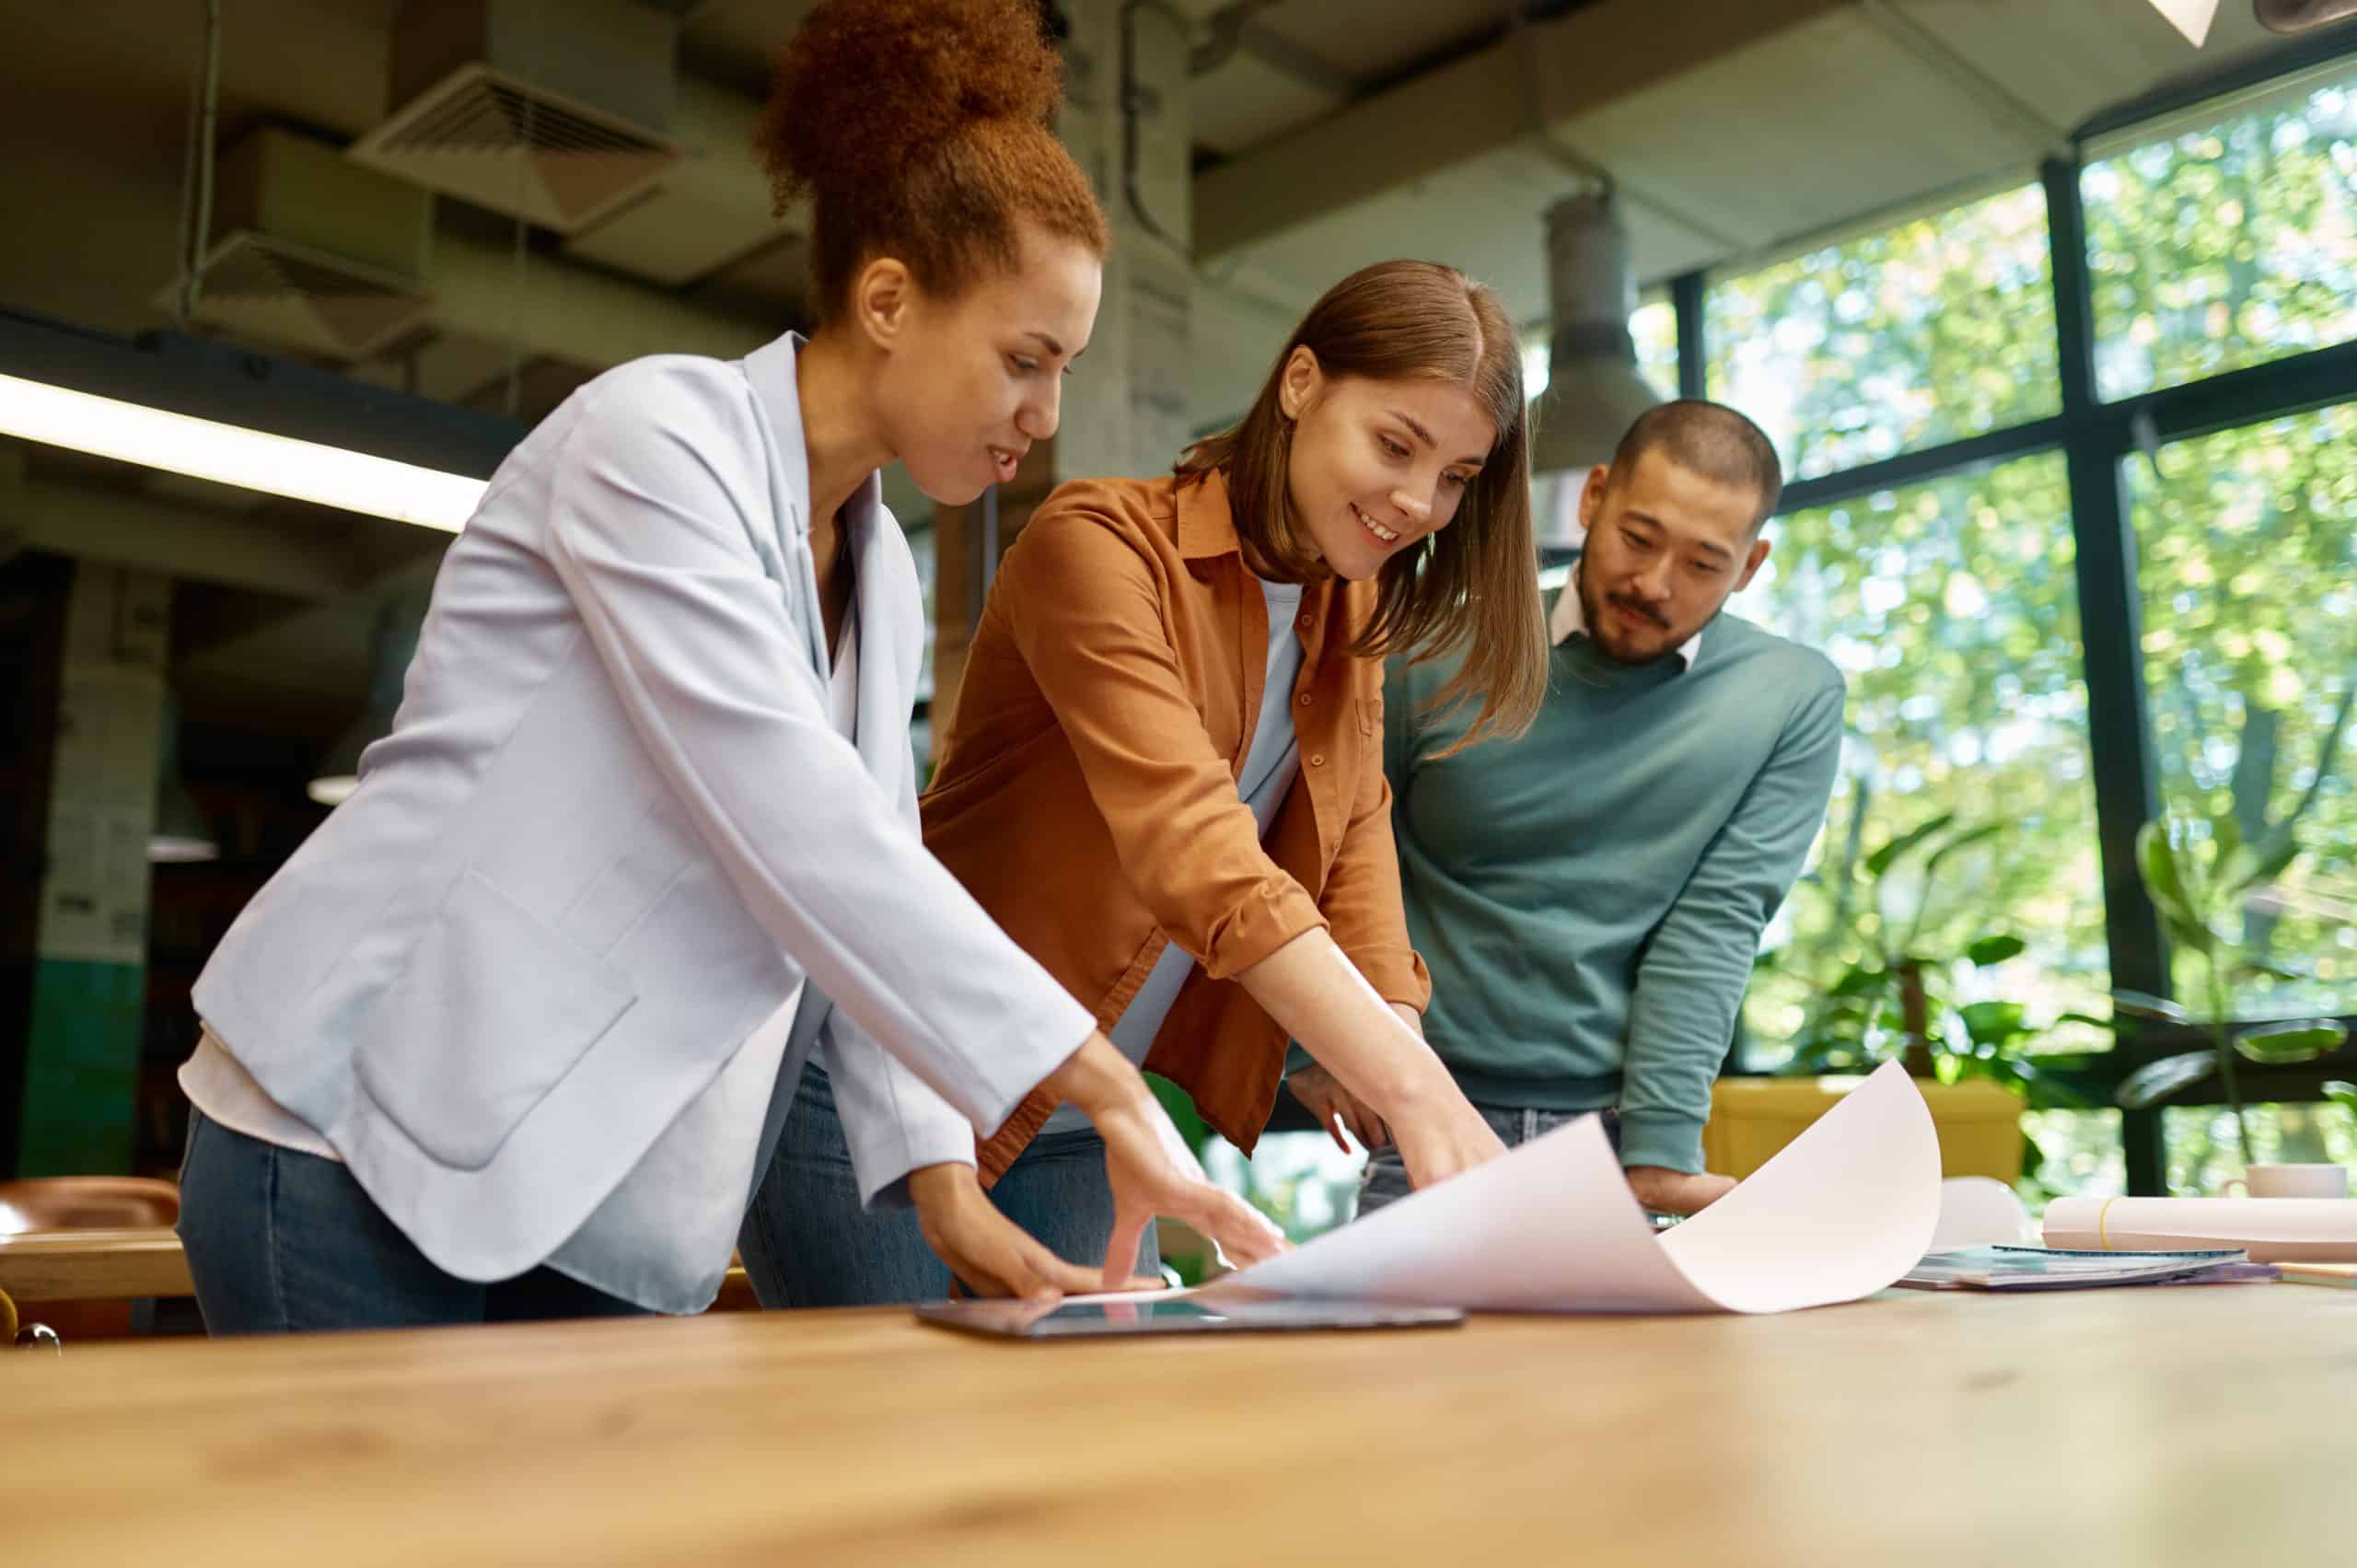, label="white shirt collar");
[742,331,883,546]
[1549,574,1702,669]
